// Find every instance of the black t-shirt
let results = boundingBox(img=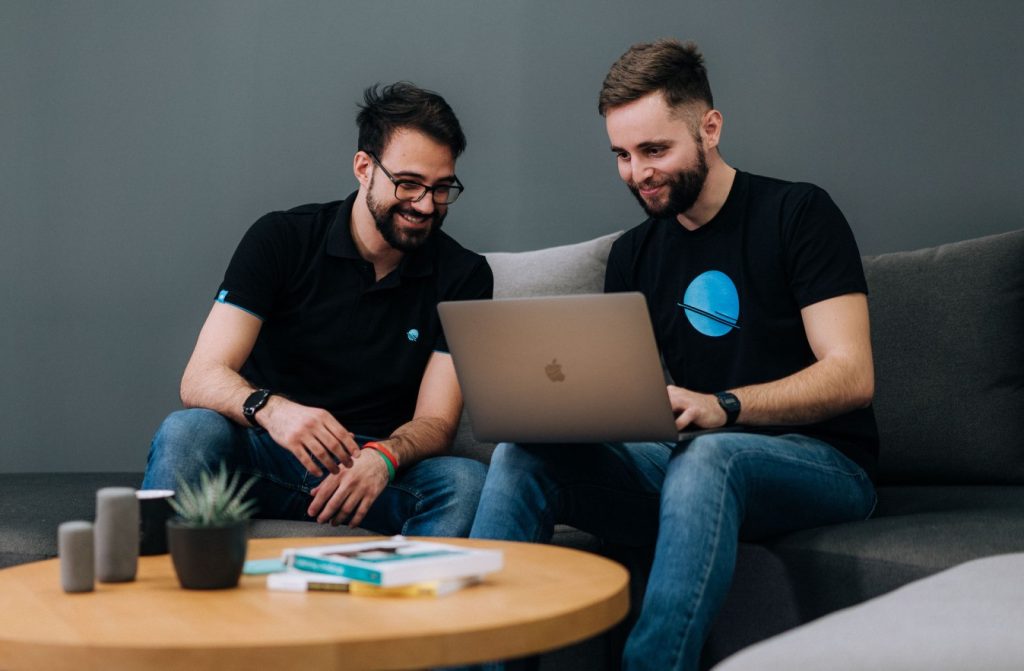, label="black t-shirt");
[605,171,879,476]
[216,192,493,438]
